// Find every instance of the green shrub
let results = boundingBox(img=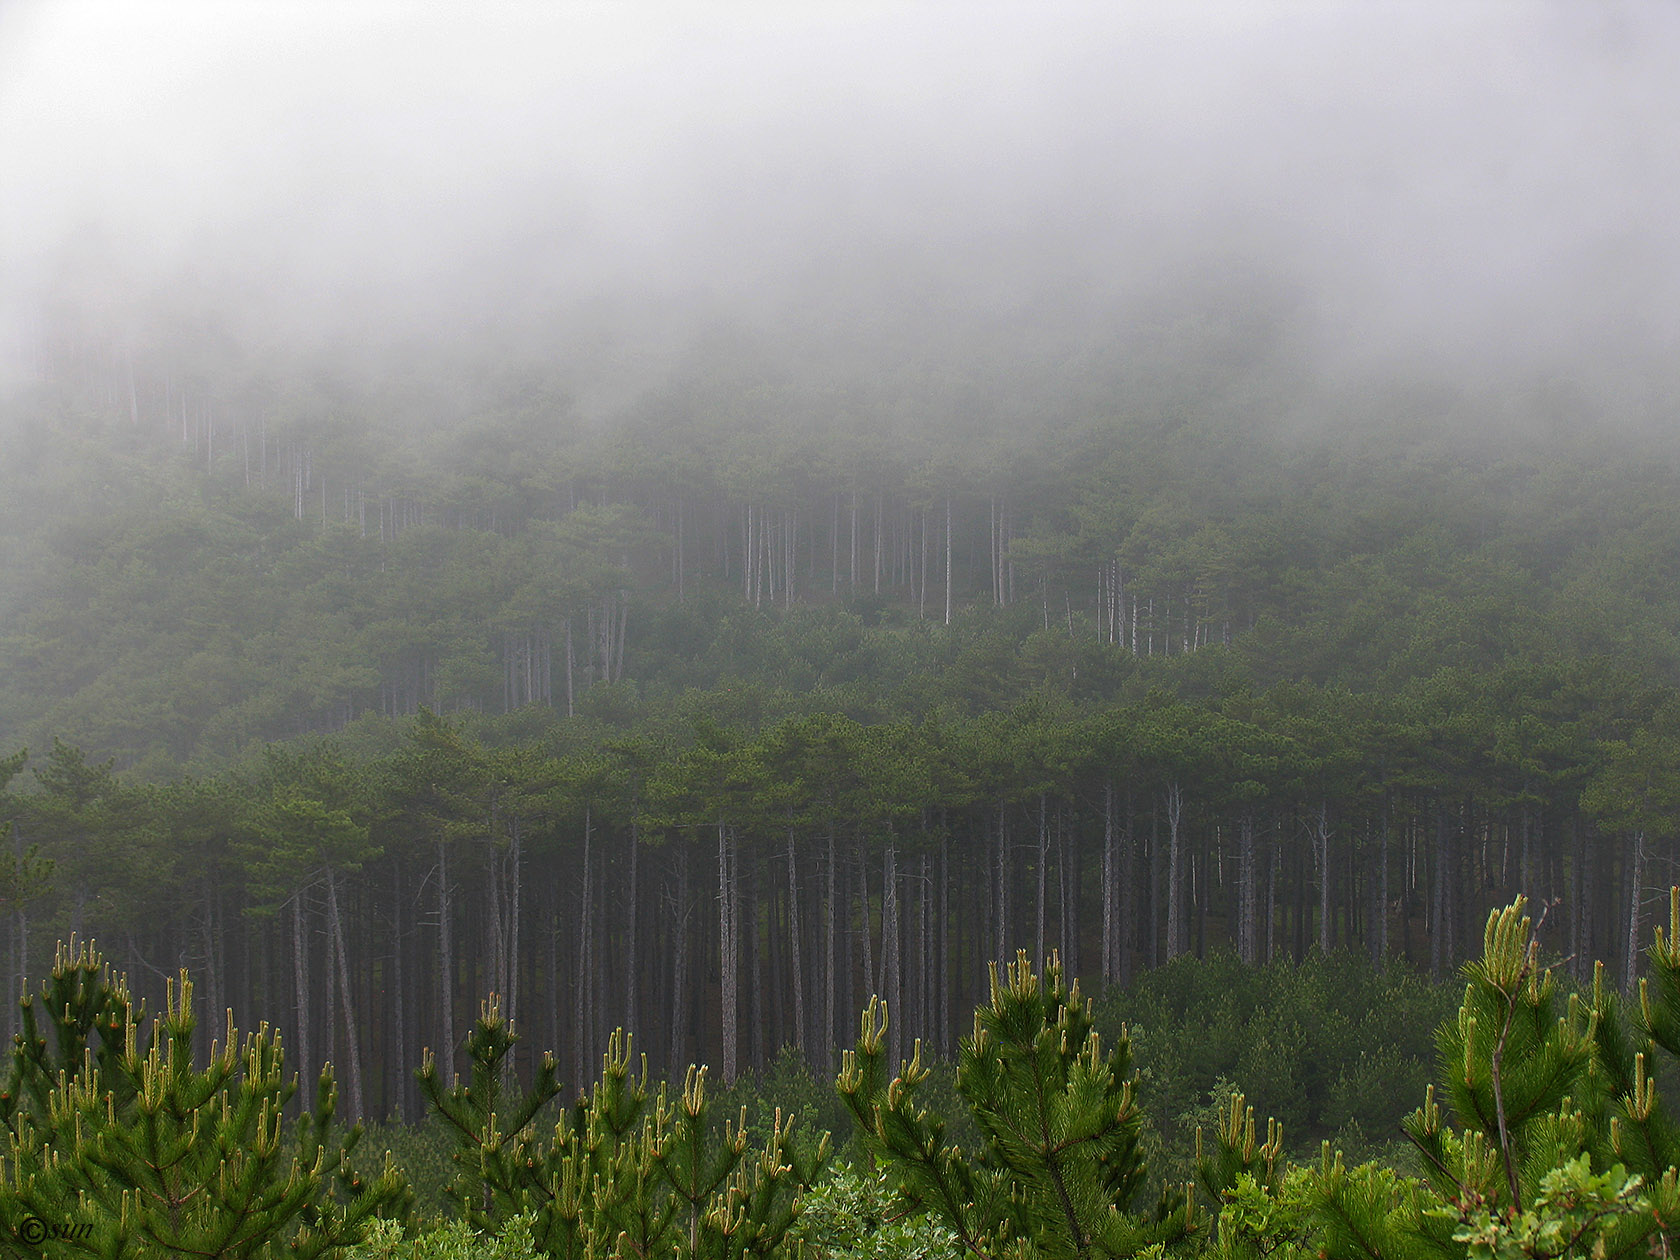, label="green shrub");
[348,1213,540,1259]
[792,1161,960,1260]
